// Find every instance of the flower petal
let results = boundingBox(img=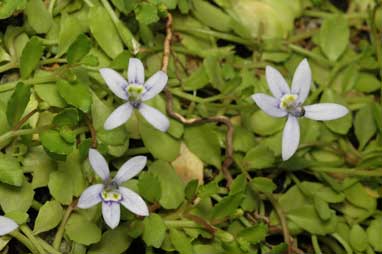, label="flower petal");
[251,93,287,118]
[104,103,133,130]
[89,149,110,180]
[0,216,18,236]
[128,58,145,84]
[102,202,120,229]
[139,103,170,132]
[282,115,300,161]
[141,71,168,101]
[304,103,349,121]
[291,59,311,104]
[119,187,149,216]
[77,184,103,209]
[99,68,128,100]
[113,156,147,184]
[266,65,290,98]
